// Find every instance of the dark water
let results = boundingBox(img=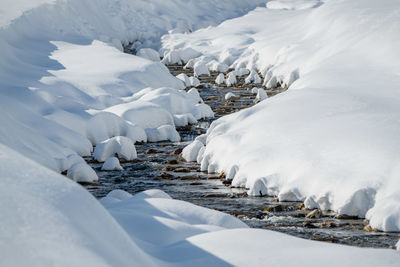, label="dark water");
[85,65,400,249]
